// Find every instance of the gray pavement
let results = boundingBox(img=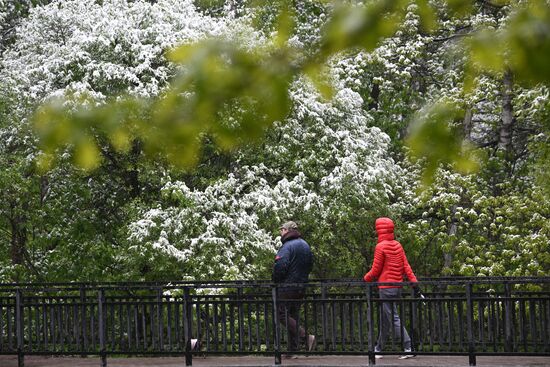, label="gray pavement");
[0,355,549,367]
